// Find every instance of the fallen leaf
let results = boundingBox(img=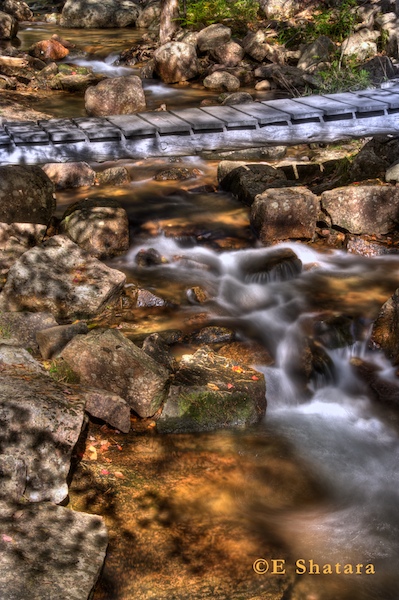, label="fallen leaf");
[232,365,244,373]
[114,471,124,479]
[2,534,13,543]
[87,445,97,461]
[251,375,259,381]
[100,469,110,475]
[207,383,220,391]
[227,383,234,390]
